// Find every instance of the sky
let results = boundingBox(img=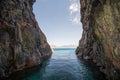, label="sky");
[33,0,83,47]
